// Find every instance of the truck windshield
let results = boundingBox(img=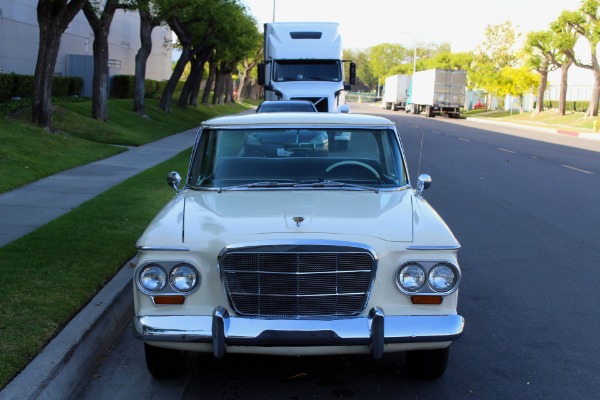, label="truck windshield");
[188,128,408,189]
[273,60,341,82]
